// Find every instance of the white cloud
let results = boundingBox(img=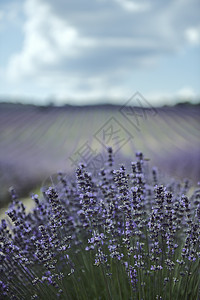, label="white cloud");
[7,0,96,81]
[146,87,198,105]
[185,27,200,45]
[113,0,150,12]
[176,87,197,100]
